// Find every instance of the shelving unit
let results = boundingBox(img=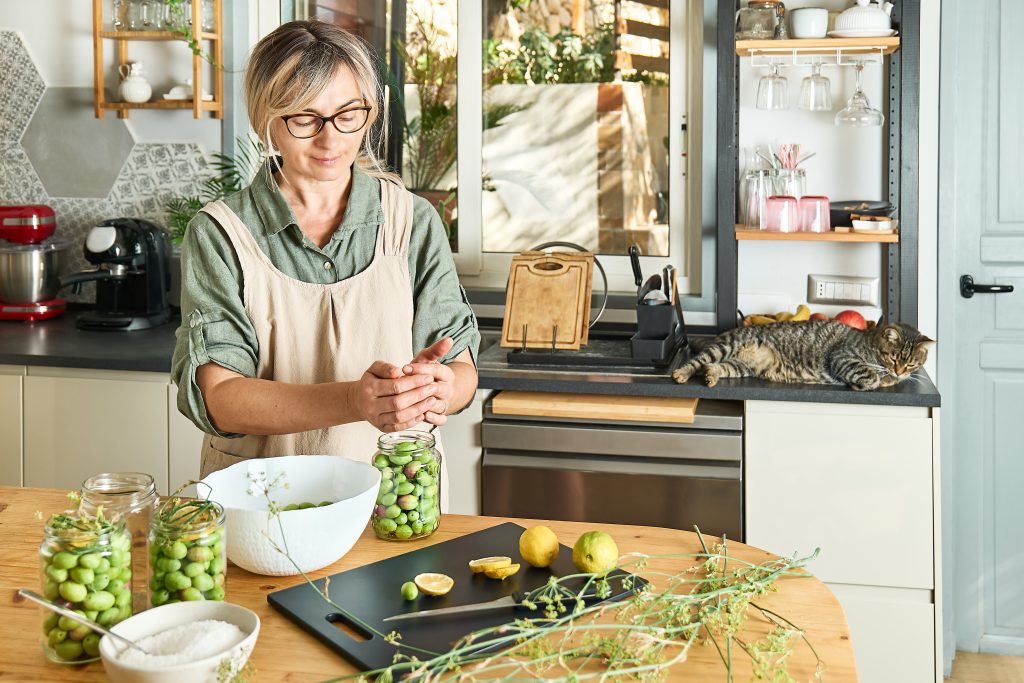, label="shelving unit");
[734,226,899,243]
[91,0,223,119]
[735,36,901,58]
